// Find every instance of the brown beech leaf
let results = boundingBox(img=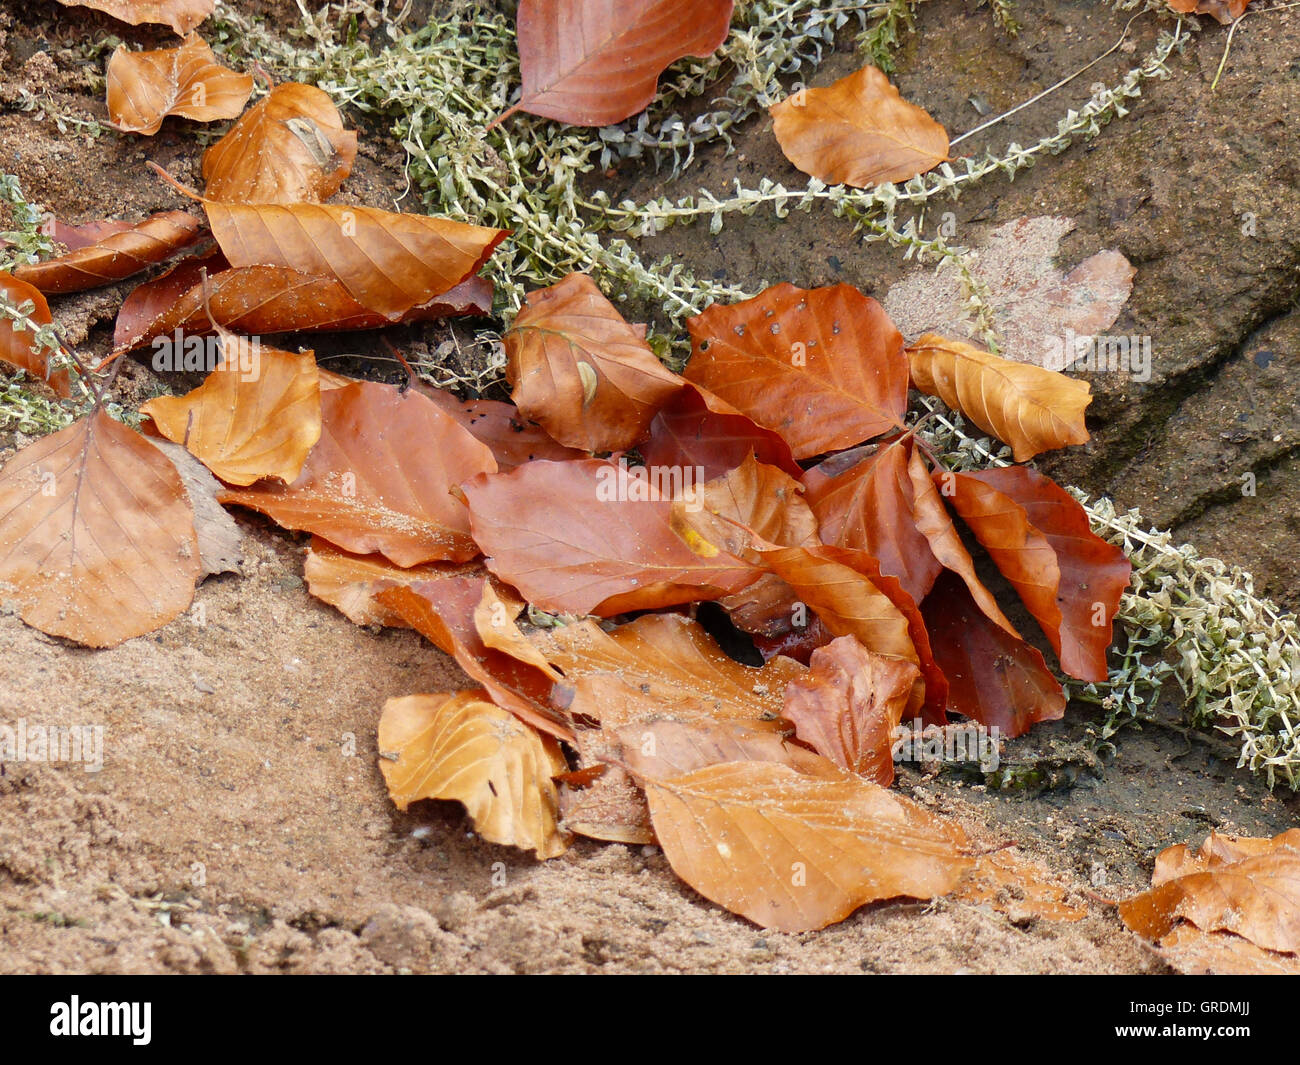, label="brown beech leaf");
[640,381,801,480]
[627,756,973,932]
[1166,0,1250,25]
[505,0,734,127]
[146,437,242,577]
[461,458,757,616]
[140,341,321,486]
[921,571,1066,737]
[114,265,492,354]
[303,538,481,628]
[616,717,838,780]
[0,409,200,647]
[0,272,71,396]
[1156,925,1300,975]
[953,848,1087,922]
[203,82,358,204]
[46,218,135,251]
[685,283,908,459]
[473,582,561,682]
[376,578,573,742]
[1120,831,1300,955]
[378,691,569,859]
[55,0,213,35]
[219,381,496,566]
[907,334,1091,462]
[770,65,948,188]
[201,200,507,320]
[420,391,583,471]
[905,447,1017,636]
[107,34,253,136]
[804,436,941,605]
[961,467,1130,682]
[782,635,919,785]
[13,211,203,295]
[675,452,818,560]
[505,273,683,452]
